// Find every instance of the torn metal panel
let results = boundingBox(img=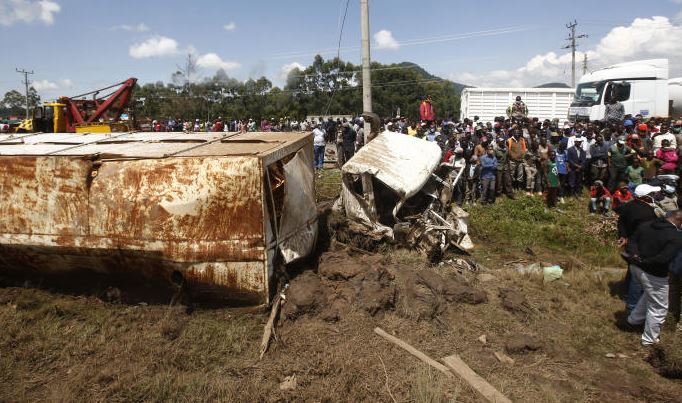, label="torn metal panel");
[0,131,315,304]
[338,130,473,257]
[277,147,318,263]
[342,131,442,199]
